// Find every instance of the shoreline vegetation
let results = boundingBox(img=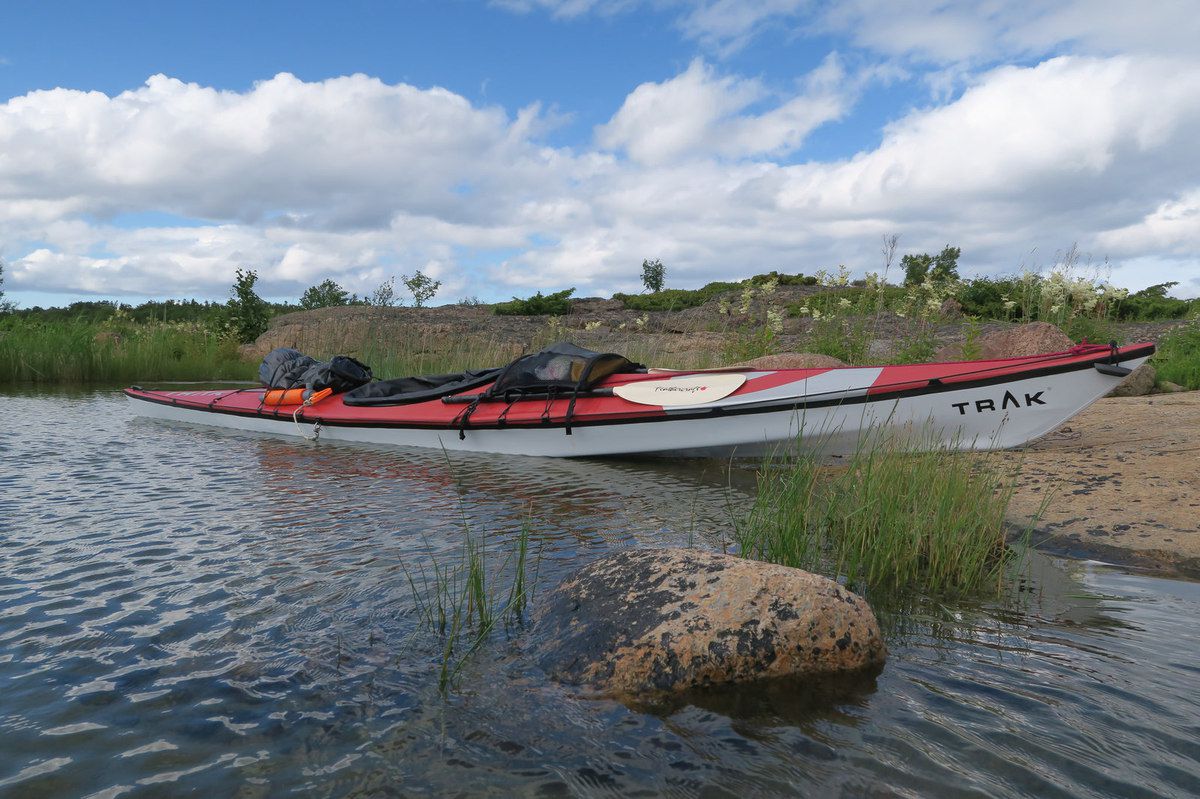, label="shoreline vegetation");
[4,254,1196,692]
[2,251,1198,386]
